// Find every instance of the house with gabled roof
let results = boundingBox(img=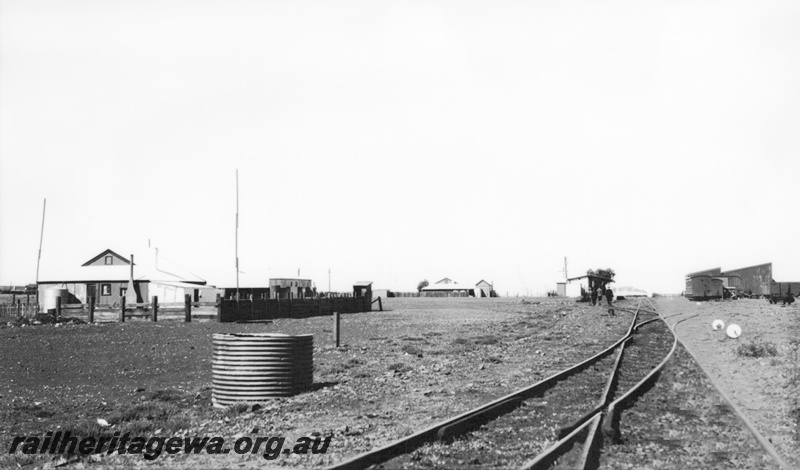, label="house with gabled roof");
[421,278,495,297]
[37,247,214,308]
